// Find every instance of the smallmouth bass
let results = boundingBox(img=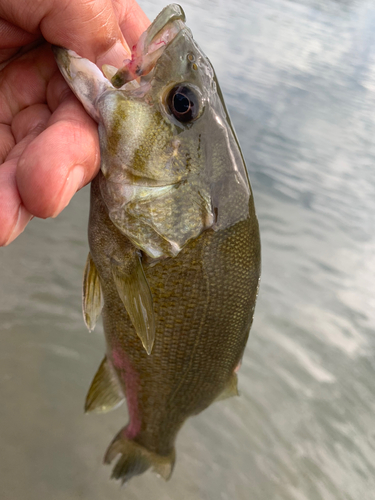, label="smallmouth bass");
[54,3,260,484]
